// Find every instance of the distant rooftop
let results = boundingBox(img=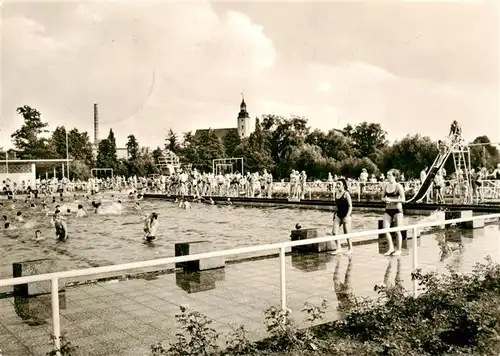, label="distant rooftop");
[194,128,238,141]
